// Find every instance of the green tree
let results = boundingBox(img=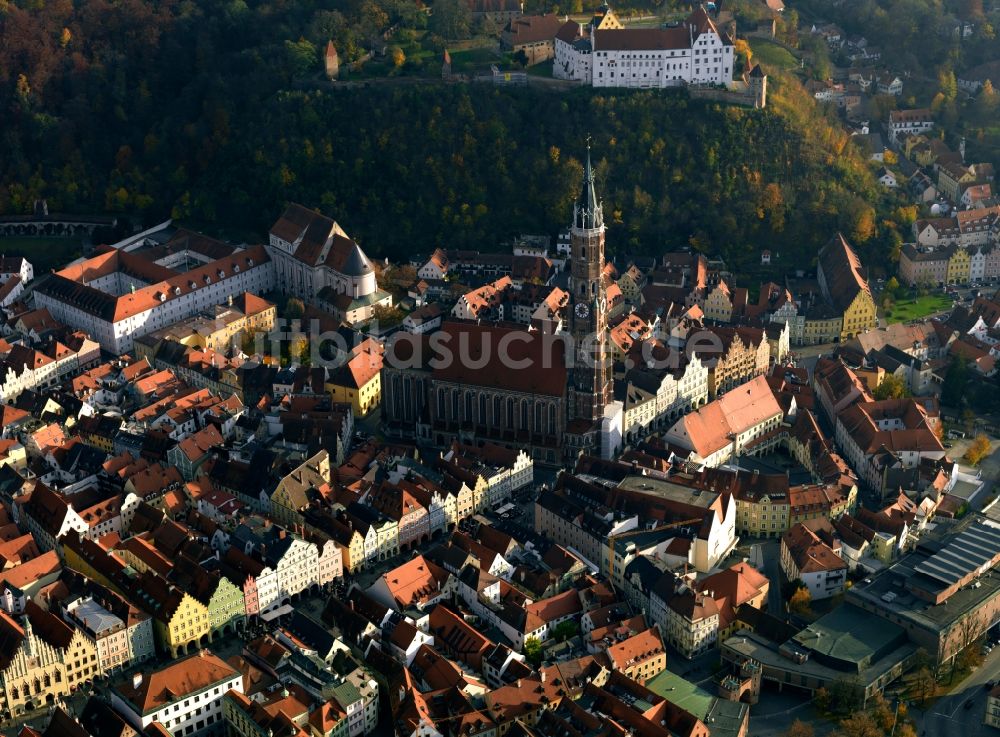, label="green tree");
[813,687,831,712]
[285,38,319,77]
[372,303,405,328]
[552,621,578,642]
[941,356,968,407]
[523,636,543,665]
[874,374,910,400]
[358,0,389,39]
[830,678,865,715]
[430,0,471,39]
